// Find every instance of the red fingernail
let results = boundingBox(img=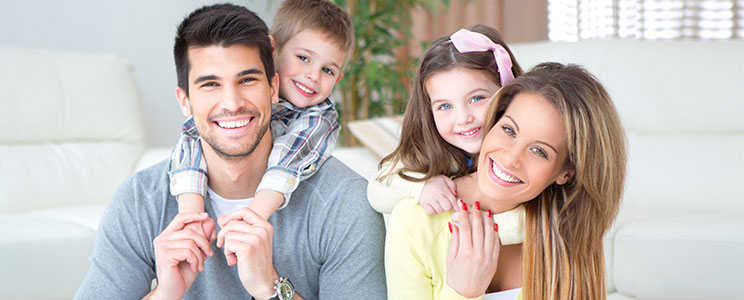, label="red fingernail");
[454,188,458,196]
[448,222,452,233]
[487,209,492,218]
[460,200,468,211]
[474,201,480,210]
[494,223,499,232]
